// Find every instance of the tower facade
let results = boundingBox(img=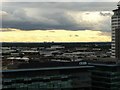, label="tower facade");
[111,2,120,60]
